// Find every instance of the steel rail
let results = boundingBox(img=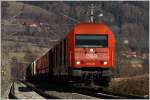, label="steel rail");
[20,81,61,99]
